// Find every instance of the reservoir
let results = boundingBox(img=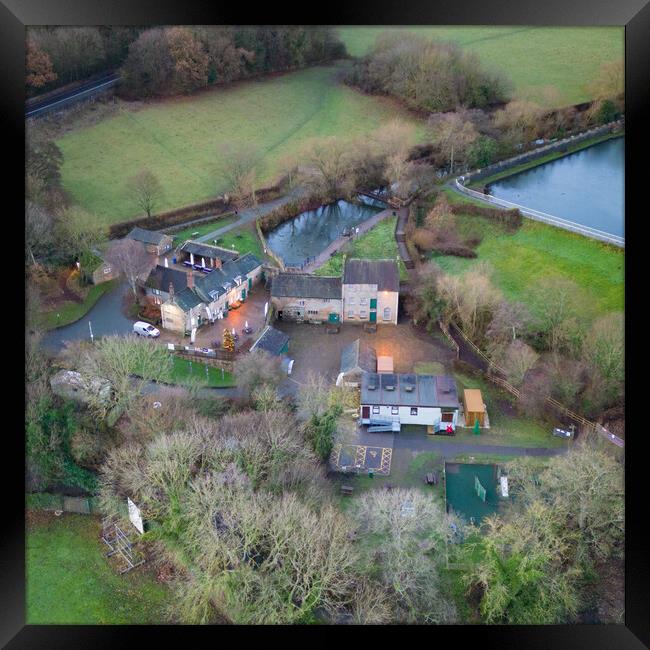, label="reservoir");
[487,137,624,238]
